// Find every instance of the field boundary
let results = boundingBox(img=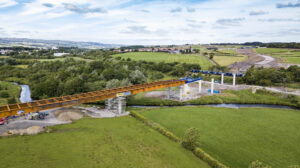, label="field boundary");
[130,110,229,168]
